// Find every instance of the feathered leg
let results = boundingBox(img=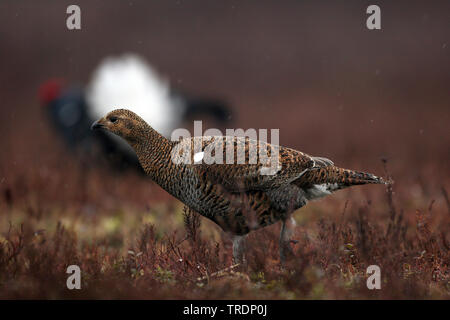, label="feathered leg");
[279,215,296,264]
[232,235,246,264]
